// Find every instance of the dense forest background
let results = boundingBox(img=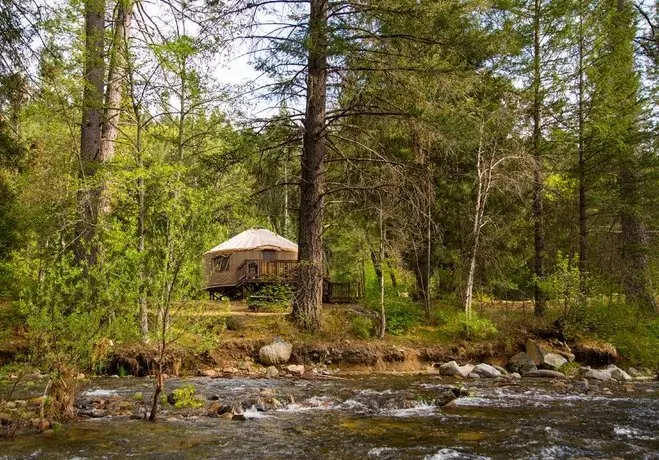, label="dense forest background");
[0,0,657,372]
